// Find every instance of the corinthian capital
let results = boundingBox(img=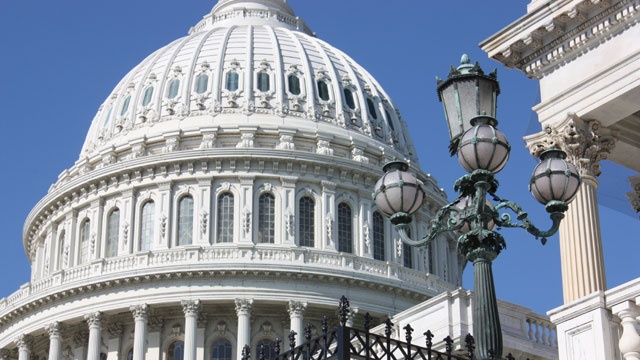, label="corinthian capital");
[14,335,33,351]
[181,300,201,316]
[45,321,65,337]
[130,304,149,321]
[235,298,253,316]
[288,301,307,317]
[627,175,640,215]
[524,114,617,177]
[85,311,104,328]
